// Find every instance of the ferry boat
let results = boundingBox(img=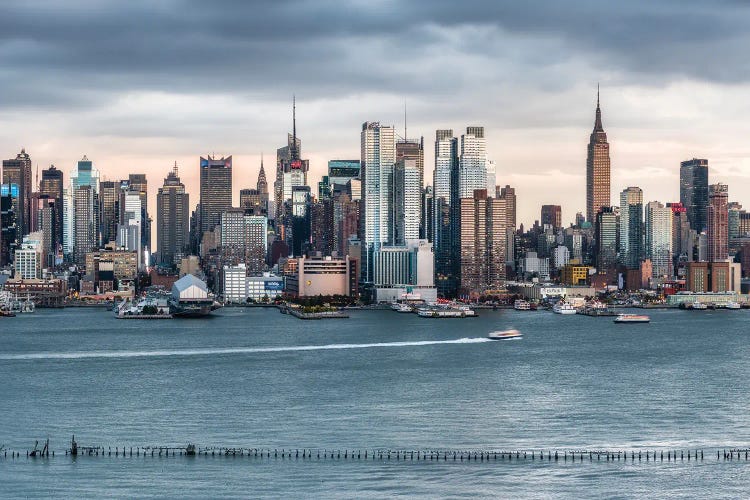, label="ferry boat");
[488,329,522,340]
[391,302,413,313]
[613,313,650,324]
[689,301,708,310]
[514,299,531,311]
[552,301,577,315]
[725,301,741,310]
